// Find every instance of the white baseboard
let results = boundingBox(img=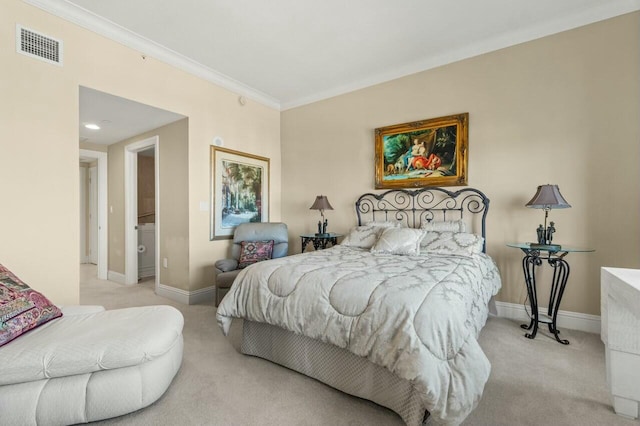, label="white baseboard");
[107,270,126,284]
[494,301,601,334]
[138,265,155,279]
[156,283,215,305]
[187,285,216,305]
